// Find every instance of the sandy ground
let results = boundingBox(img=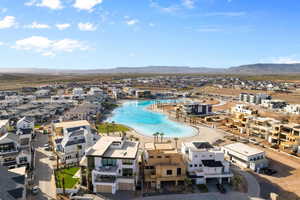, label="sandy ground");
[248,145,300,200]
